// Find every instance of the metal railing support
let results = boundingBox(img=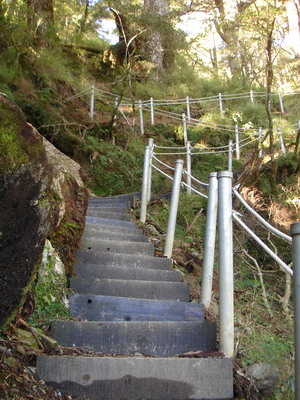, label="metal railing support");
[186,96,191,122]
[277,127,287,155]
[201,172,218,309]
[292,222,300,400]
[139,100,144,135]
[147,139,154,203]
[140,146,151,223]
[90,85,95,120]
[217,171,234,358]
[186,141,192,195]
[235,124,240,160]
[150,97,154,126]
[182,113,188,145]
[250,90,254,104]
[164,160,184,258]
[258,127,263,159]
[228,140,233,172]
[219,93,223,113]
[278,91,284,113]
